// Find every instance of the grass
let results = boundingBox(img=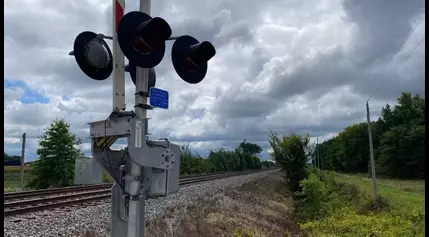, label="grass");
[336,173,425,214]
[4,166,35,192]
[299,171,425,237]
[4,172,35,192]
[4,165,33,172]
[4,165,114,192]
